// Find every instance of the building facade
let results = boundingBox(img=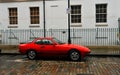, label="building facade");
[0,0,120,45]
[0,0,120,29]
